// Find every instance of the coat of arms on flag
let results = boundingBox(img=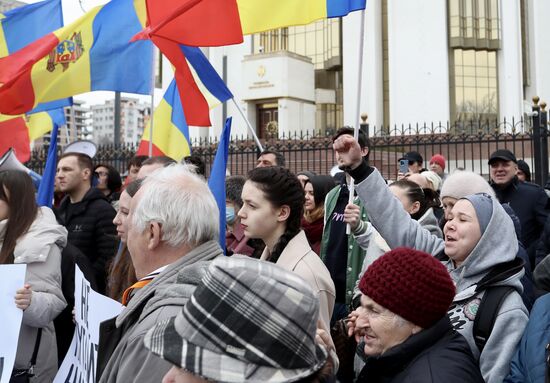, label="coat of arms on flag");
[47,31,84,72]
